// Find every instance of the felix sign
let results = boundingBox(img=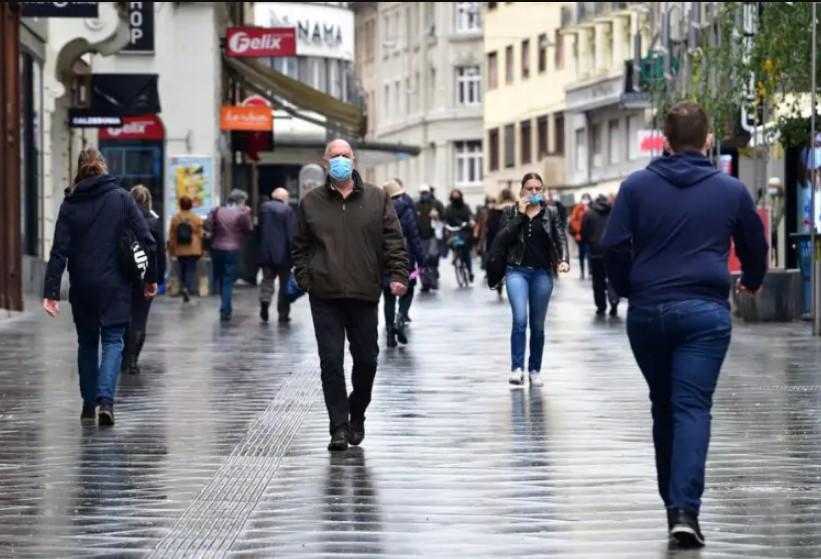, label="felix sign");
[226,27,297,58]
